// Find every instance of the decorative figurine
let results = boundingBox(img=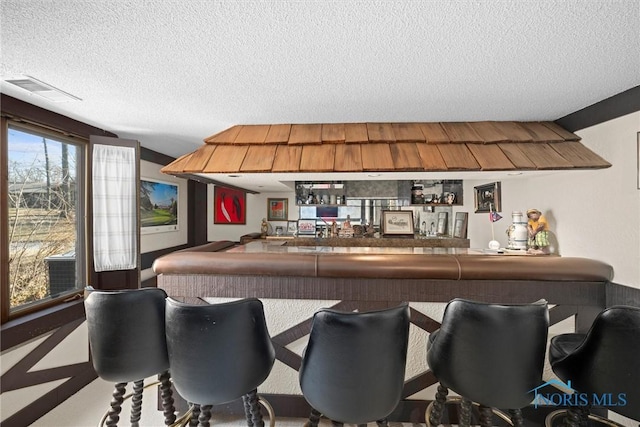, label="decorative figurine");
[526,209,551,254]
[260,218,268,238]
